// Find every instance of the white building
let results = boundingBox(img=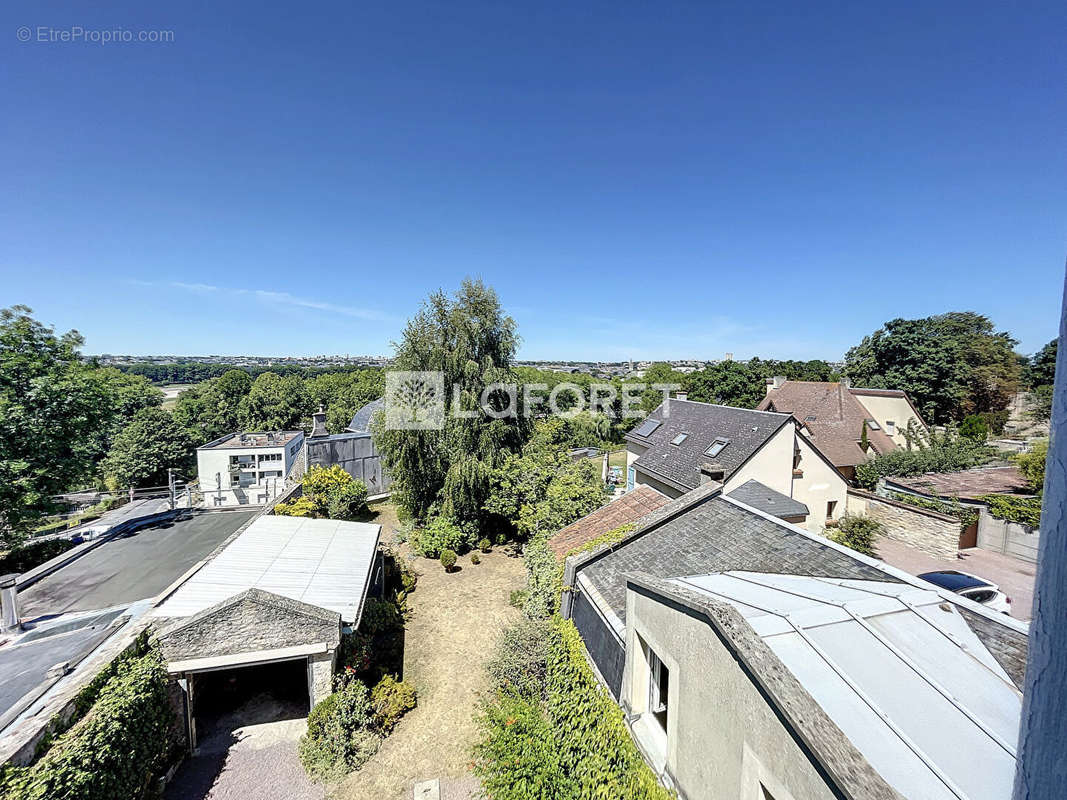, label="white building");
[196,431,304,507]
